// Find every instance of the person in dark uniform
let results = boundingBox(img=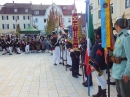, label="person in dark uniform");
[80,38,93,87]
[91,26,107,97]
[6,36,13,55]
[15,38,21,54]
[69,42,82,78]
